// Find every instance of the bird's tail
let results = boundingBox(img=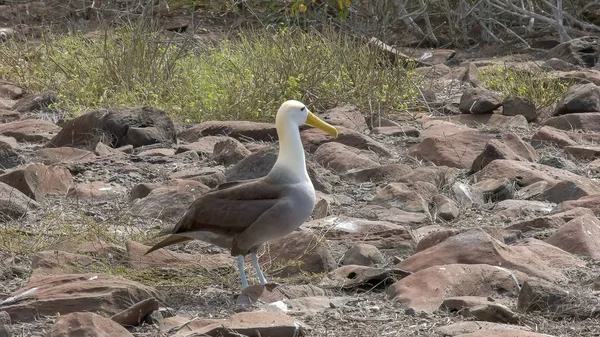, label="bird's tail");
[144,235,193,255]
